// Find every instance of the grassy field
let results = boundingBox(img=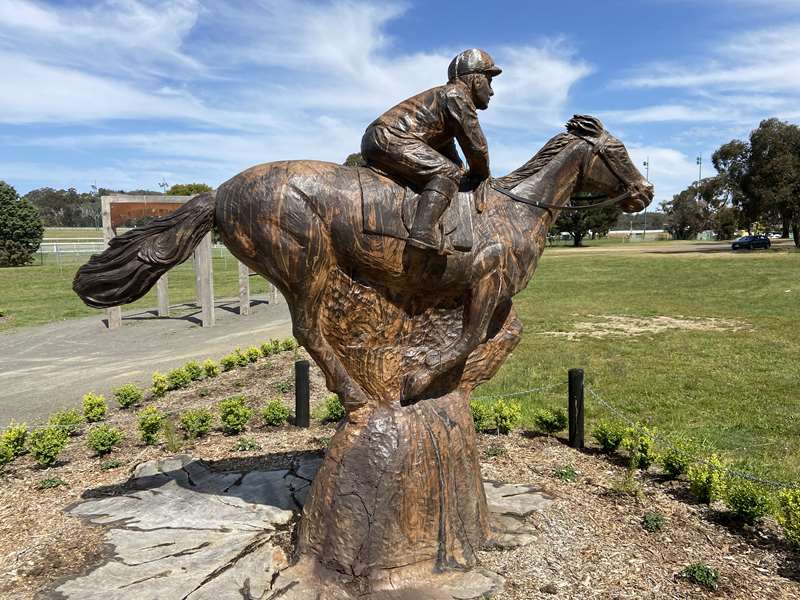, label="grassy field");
[0,250,270,331]
[475,247,800,483]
